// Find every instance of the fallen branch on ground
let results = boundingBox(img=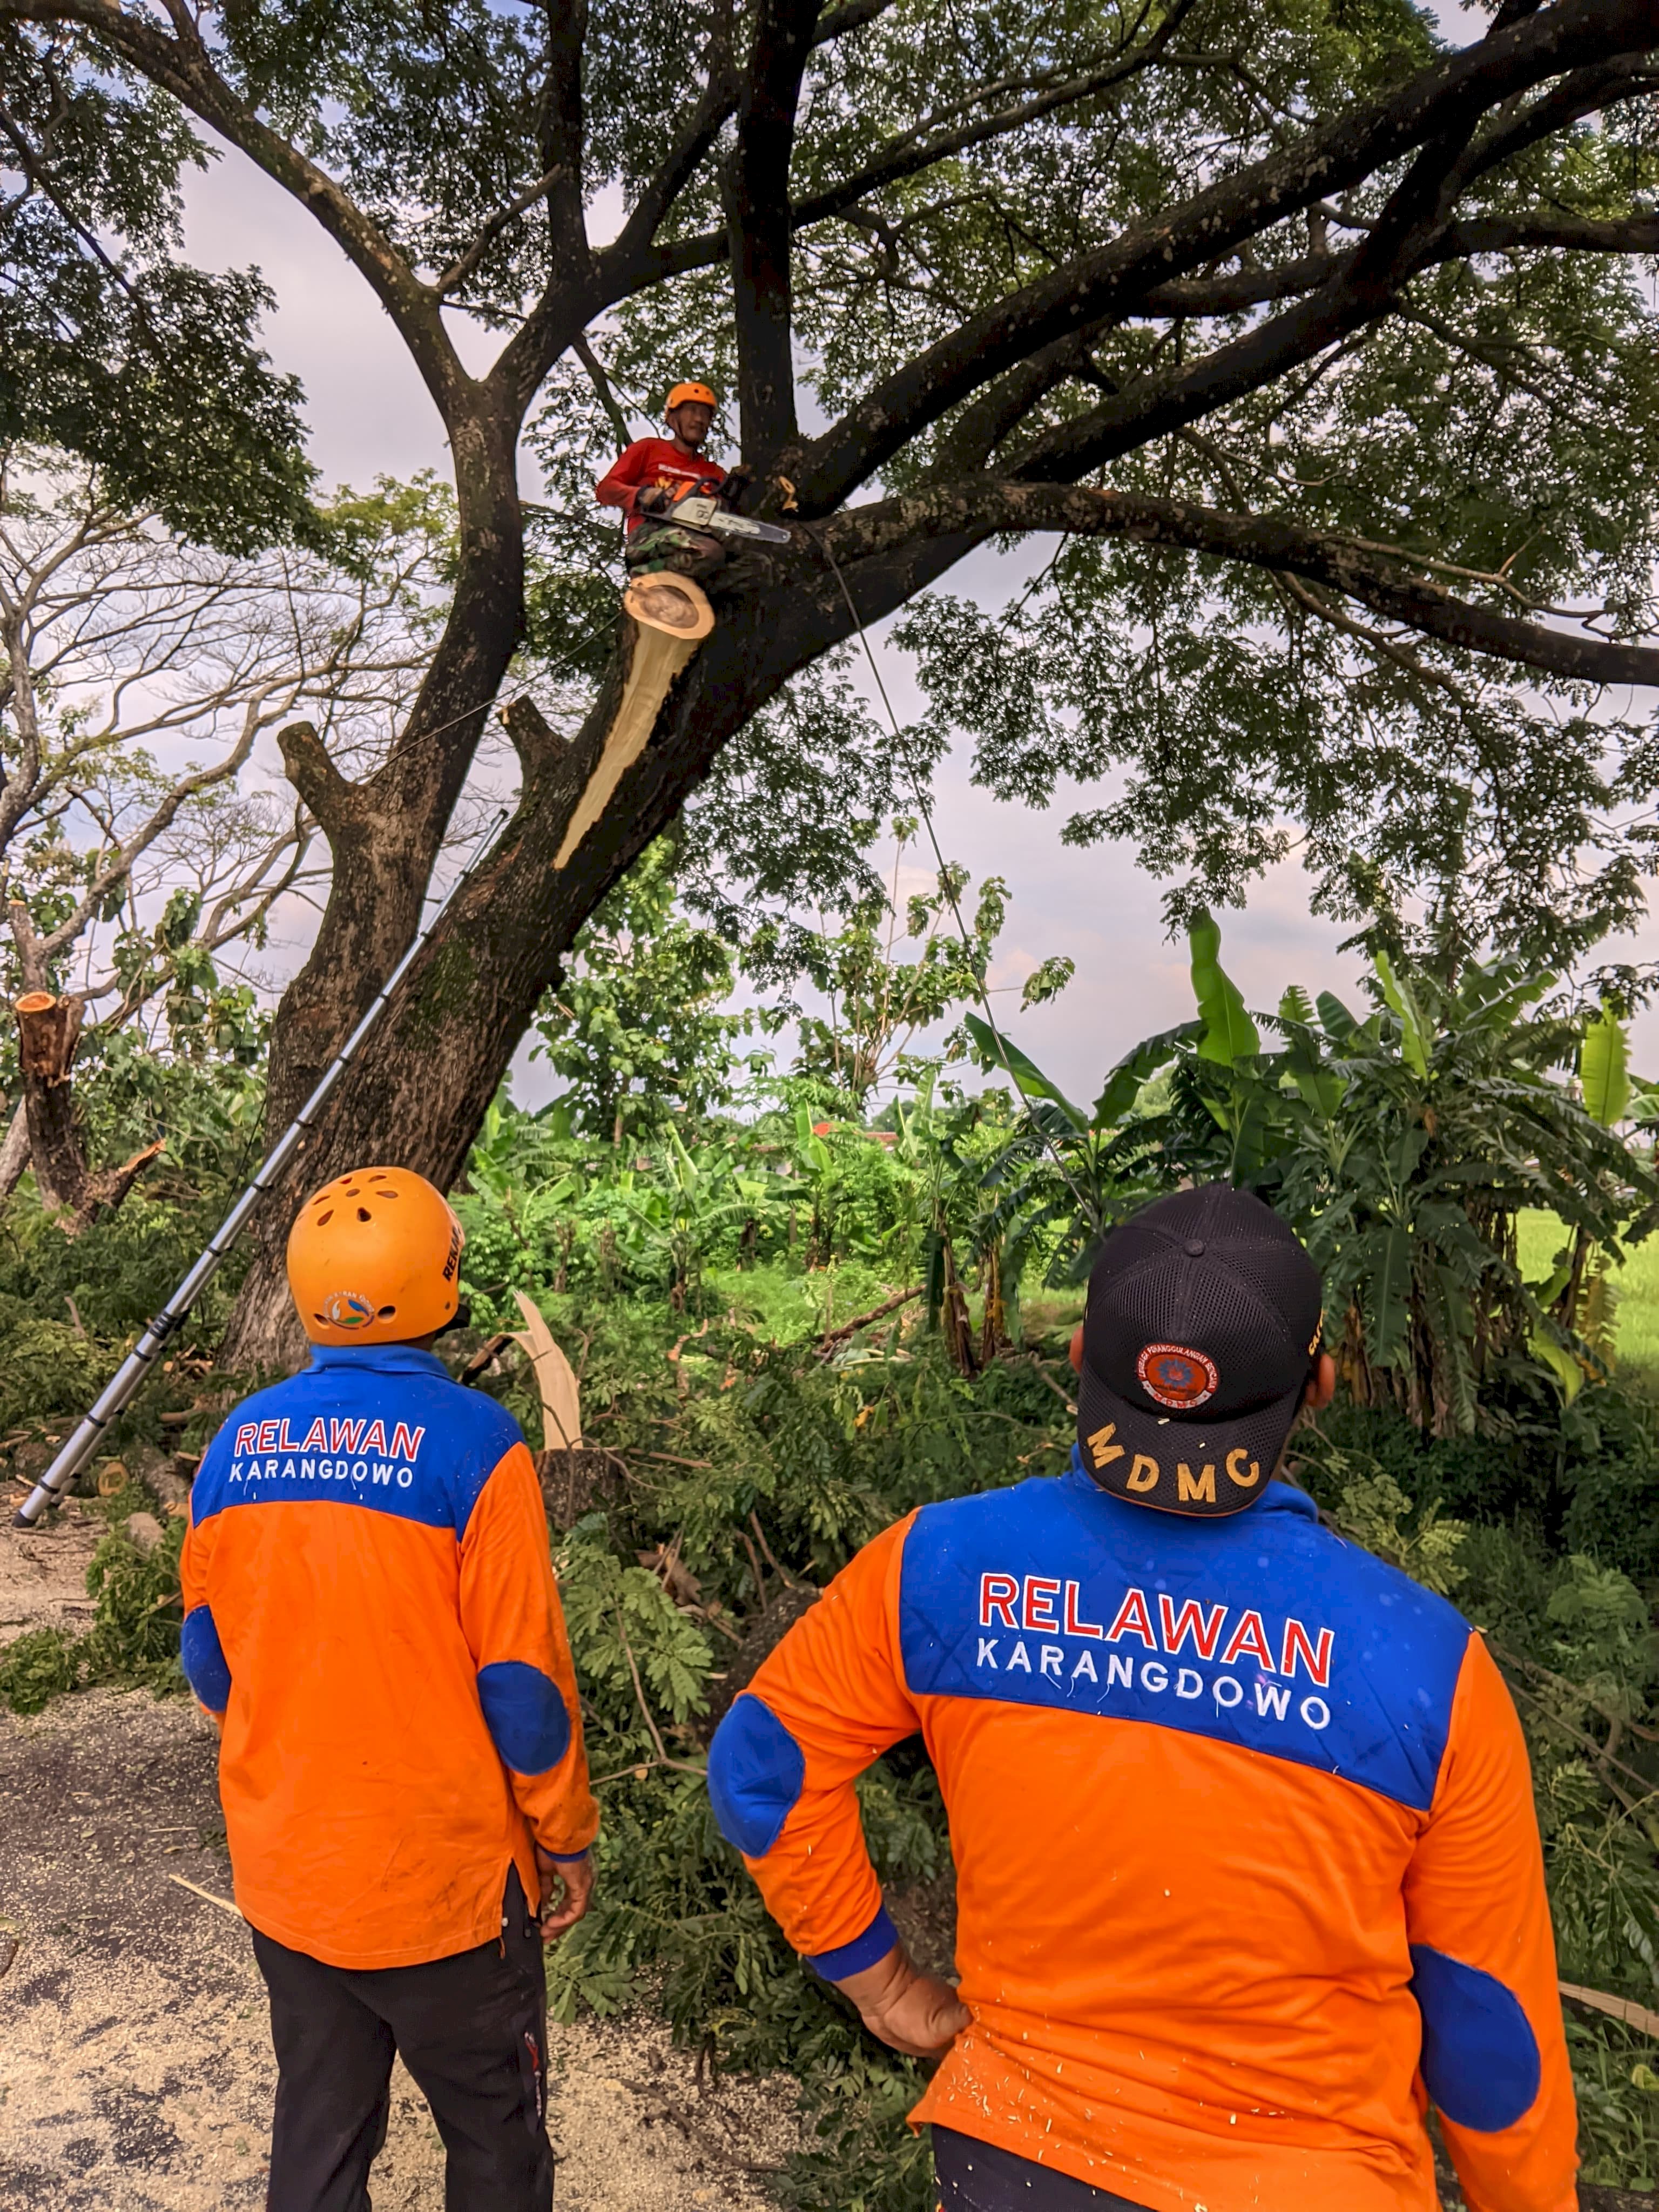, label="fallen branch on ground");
[818,1284,922,1353]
